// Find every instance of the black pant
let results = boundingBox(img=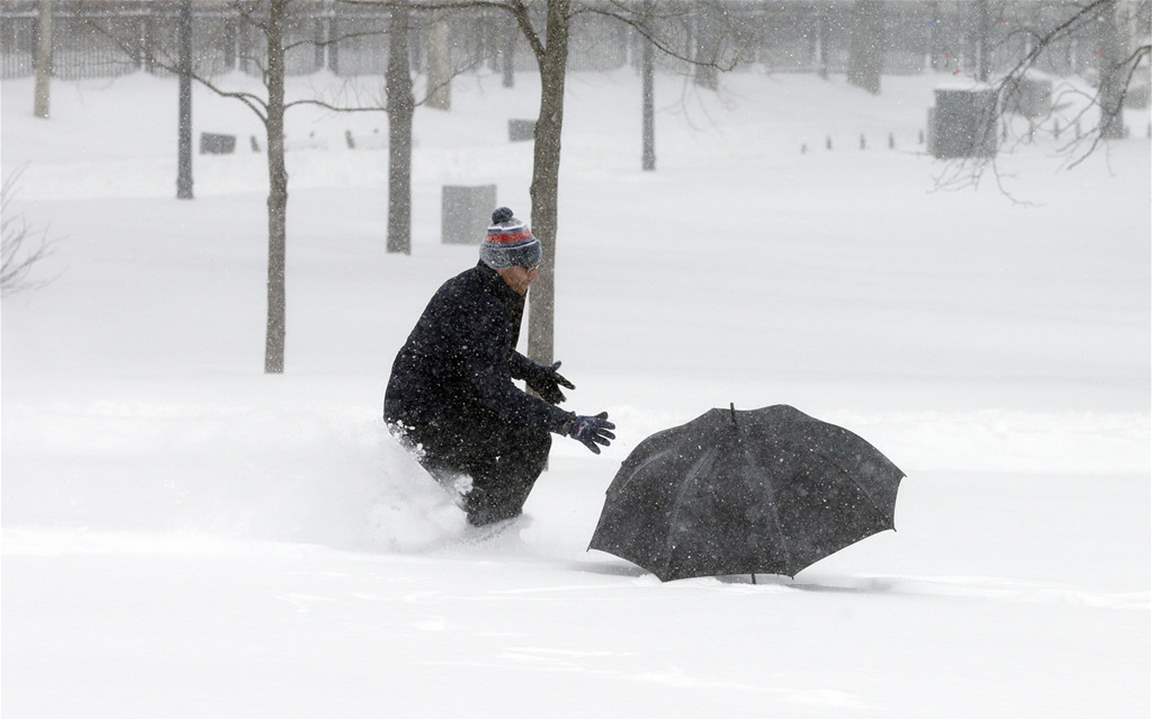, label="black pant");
[386,401,552,526]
